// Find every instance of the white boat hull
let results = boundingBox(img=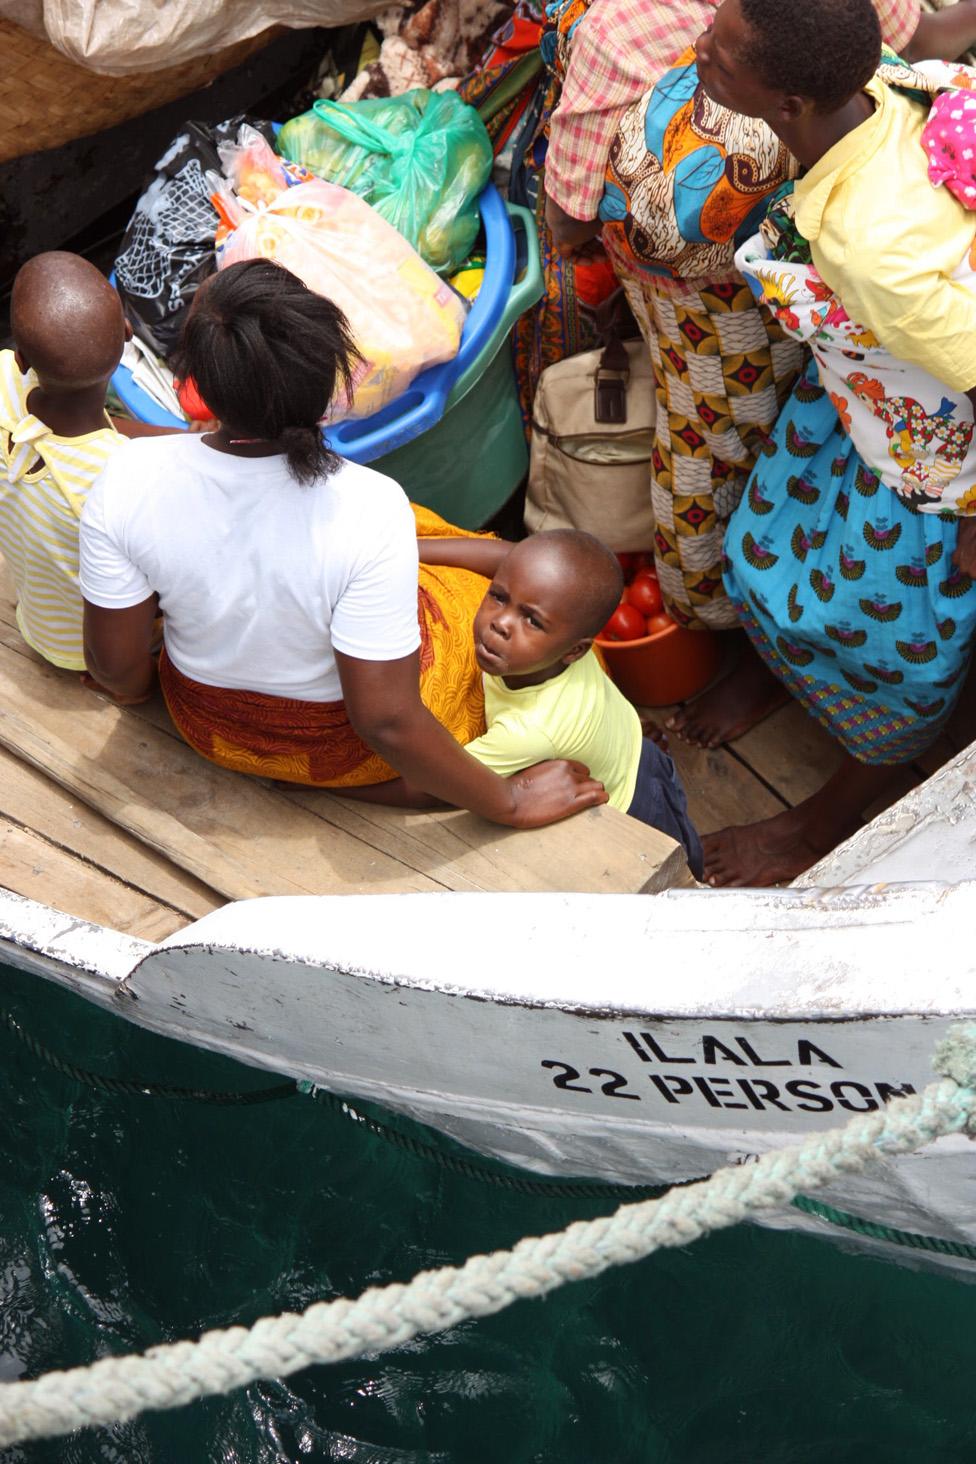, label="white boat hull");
[3,849,976,1275]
